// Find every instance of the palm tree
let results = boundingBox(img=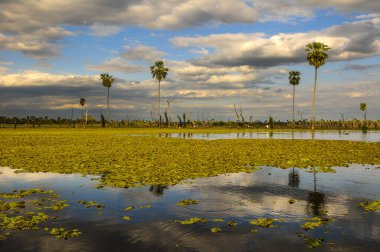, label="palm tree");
[289,71,301,129]
[79,98,86,117]
[305,42,330,131]
[100,73,115,124]
[150,60,169,128]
